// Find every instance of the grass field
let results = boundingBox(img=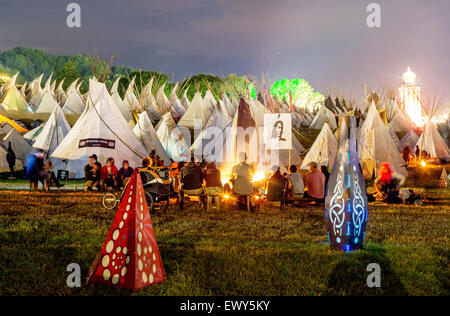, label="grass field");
[0,186,448,296]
